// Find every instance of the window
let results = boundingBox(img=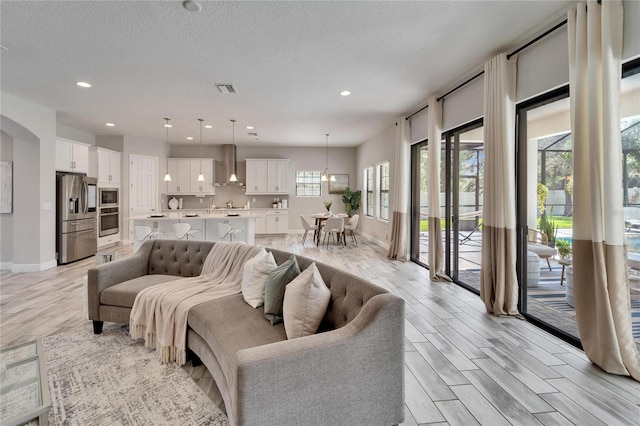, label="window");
[378,162,390,221]
[295,170,322,197]
[364,167,374,217]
